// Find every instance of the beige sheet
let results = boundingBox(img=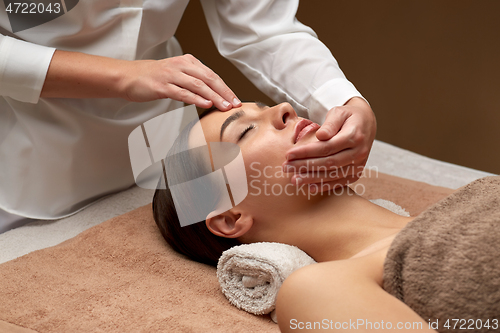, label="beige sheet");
[0,320,38,333]
[0,173,454,333]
